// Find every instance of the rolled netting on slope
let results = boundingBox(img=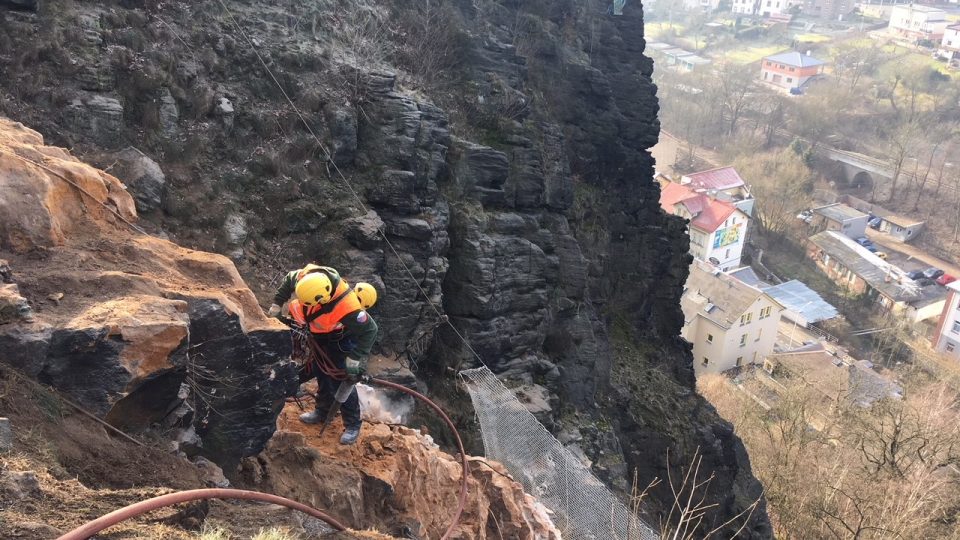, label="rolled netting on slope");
[460,367,658,540]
